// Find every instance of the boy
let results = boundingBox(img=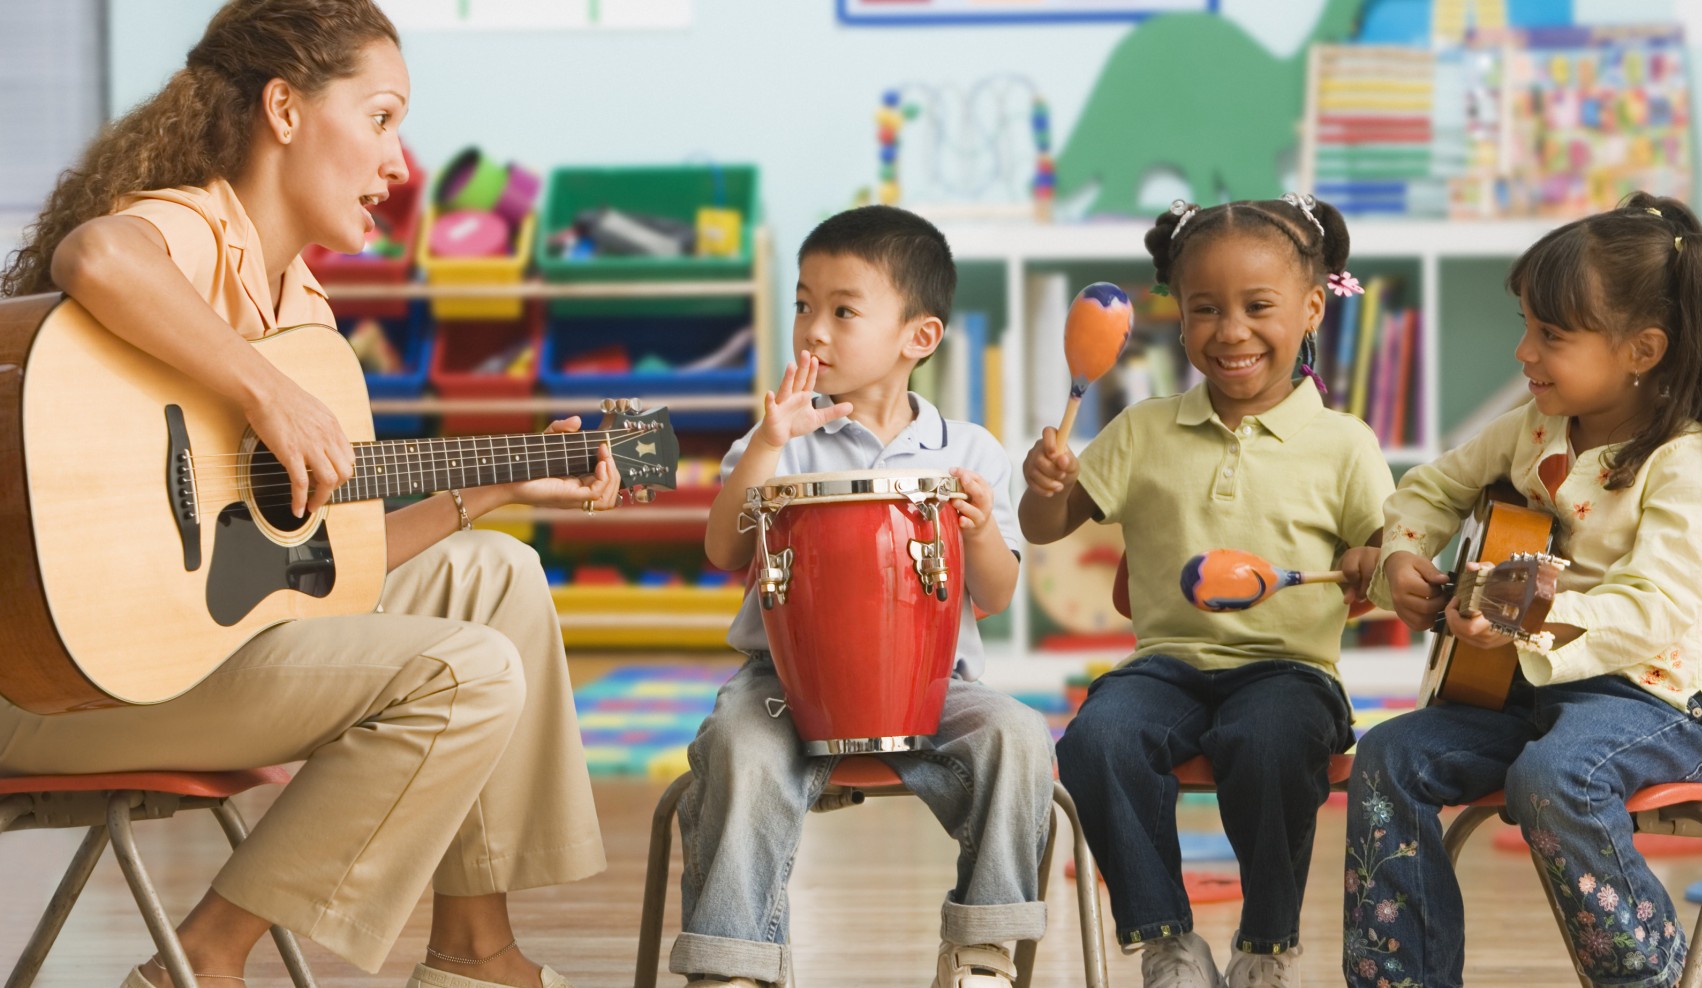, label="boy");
[677,205,1054,988]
